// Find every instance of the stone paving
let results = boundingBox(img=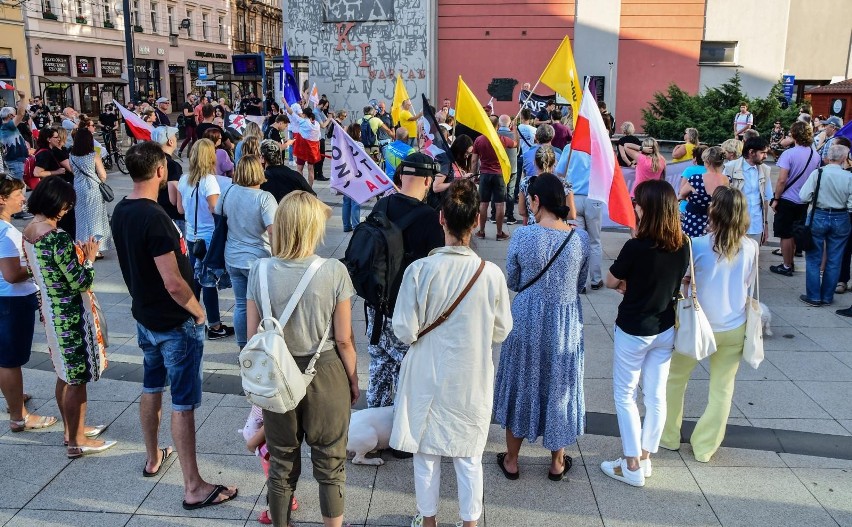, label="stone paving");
[3,159,852,526]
